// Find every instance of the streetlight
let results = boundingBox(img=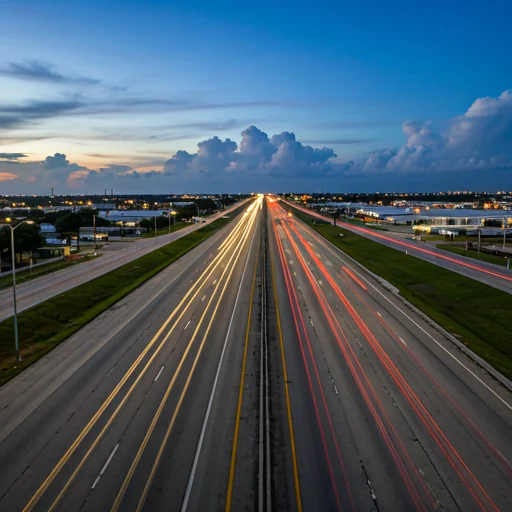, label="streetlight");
[5,218,34,362]
[168,210,177,234]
